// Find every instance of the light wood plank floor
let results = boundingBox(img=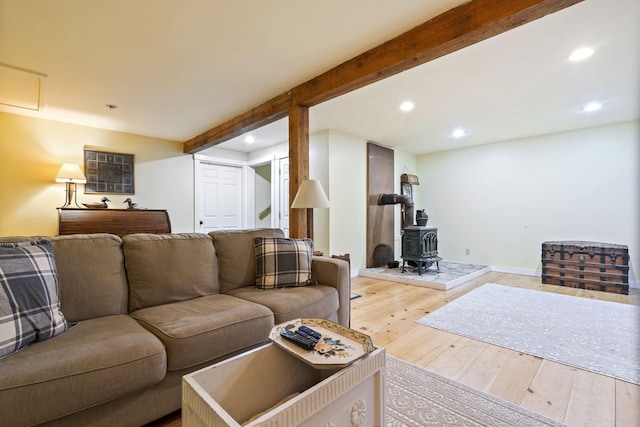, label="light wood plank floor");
[350,272,639,427]
[148,272,639,427]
